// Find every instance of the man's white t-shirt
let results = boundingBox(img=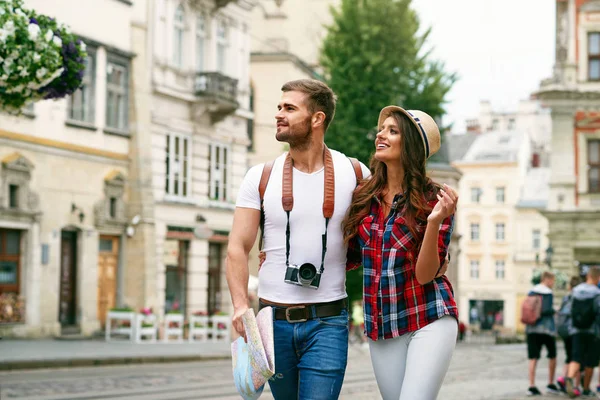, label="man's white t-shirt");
[236,150,370,304]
